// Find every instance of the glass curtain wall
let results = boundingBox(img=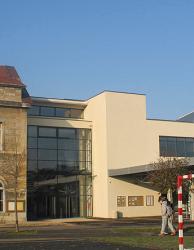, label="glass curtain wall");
[27,126,92,220]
